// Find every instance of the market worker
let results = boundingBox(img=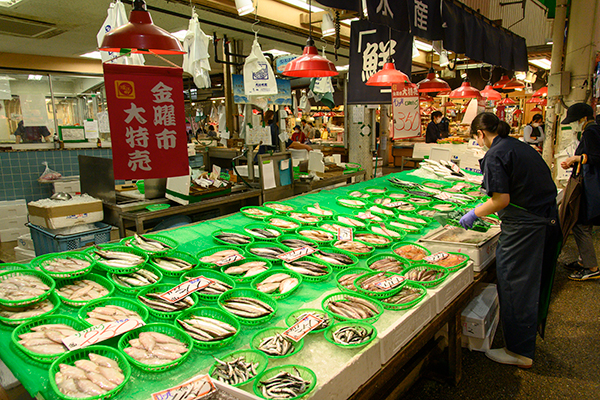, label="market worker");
[258,111,312,155]
[560,103,600,281]
[523,113,545,146]
[460,112,560,368]
[13,121,52,144]
[425,111,443,143]
[291,124,307,143]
